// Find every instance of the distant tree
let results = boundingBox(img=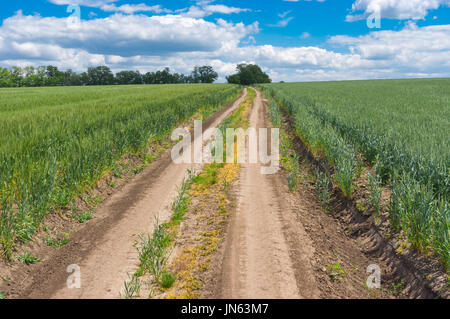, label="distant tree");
[0,64,218,87]
[86,66,114,85]
[80,71,89,86]
[0,67,14,87]
[11,66,24,87]
[115,70,143,85]
[191,66,218,83]
[63,69,82,86]
[36,66,46,86]
[22,66,38,87]
[226,64,271,85]
[143,71,156,84]
[45,65,64,86]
